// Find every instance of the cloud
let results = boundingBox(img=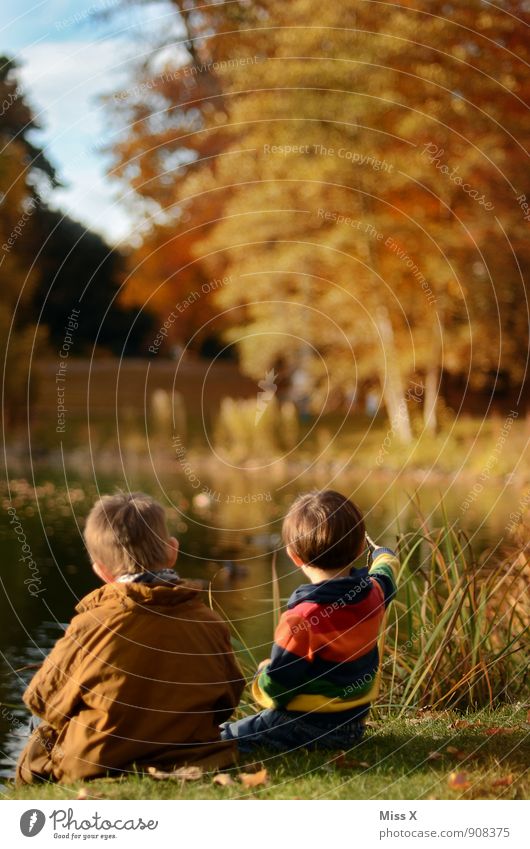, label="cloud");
[17,36,135,242]
[3,2,180,243]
